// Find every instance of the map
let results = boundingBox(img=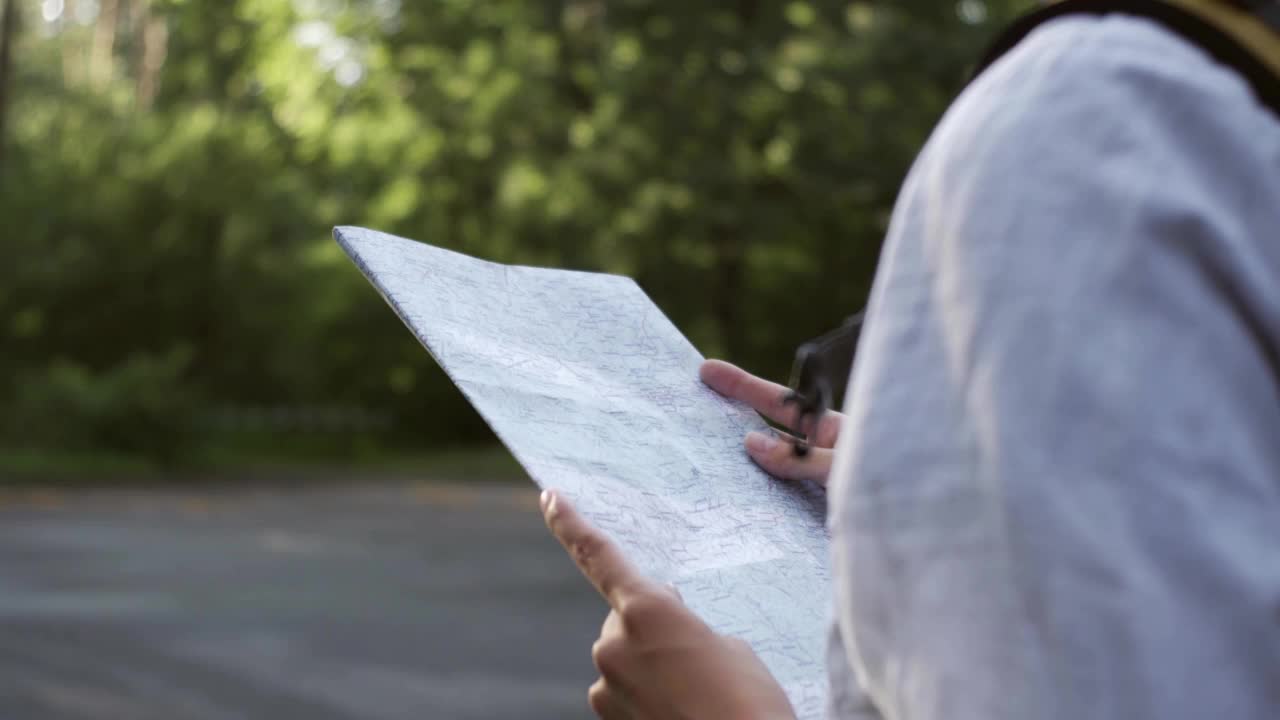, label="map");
[336,226,831,717]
